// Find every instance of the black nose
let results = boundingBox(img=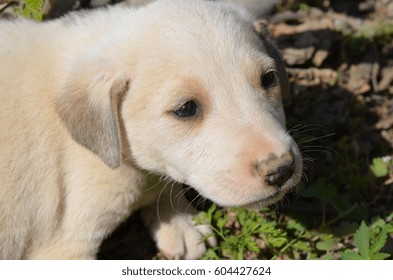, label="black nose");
[265,160,295,188]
